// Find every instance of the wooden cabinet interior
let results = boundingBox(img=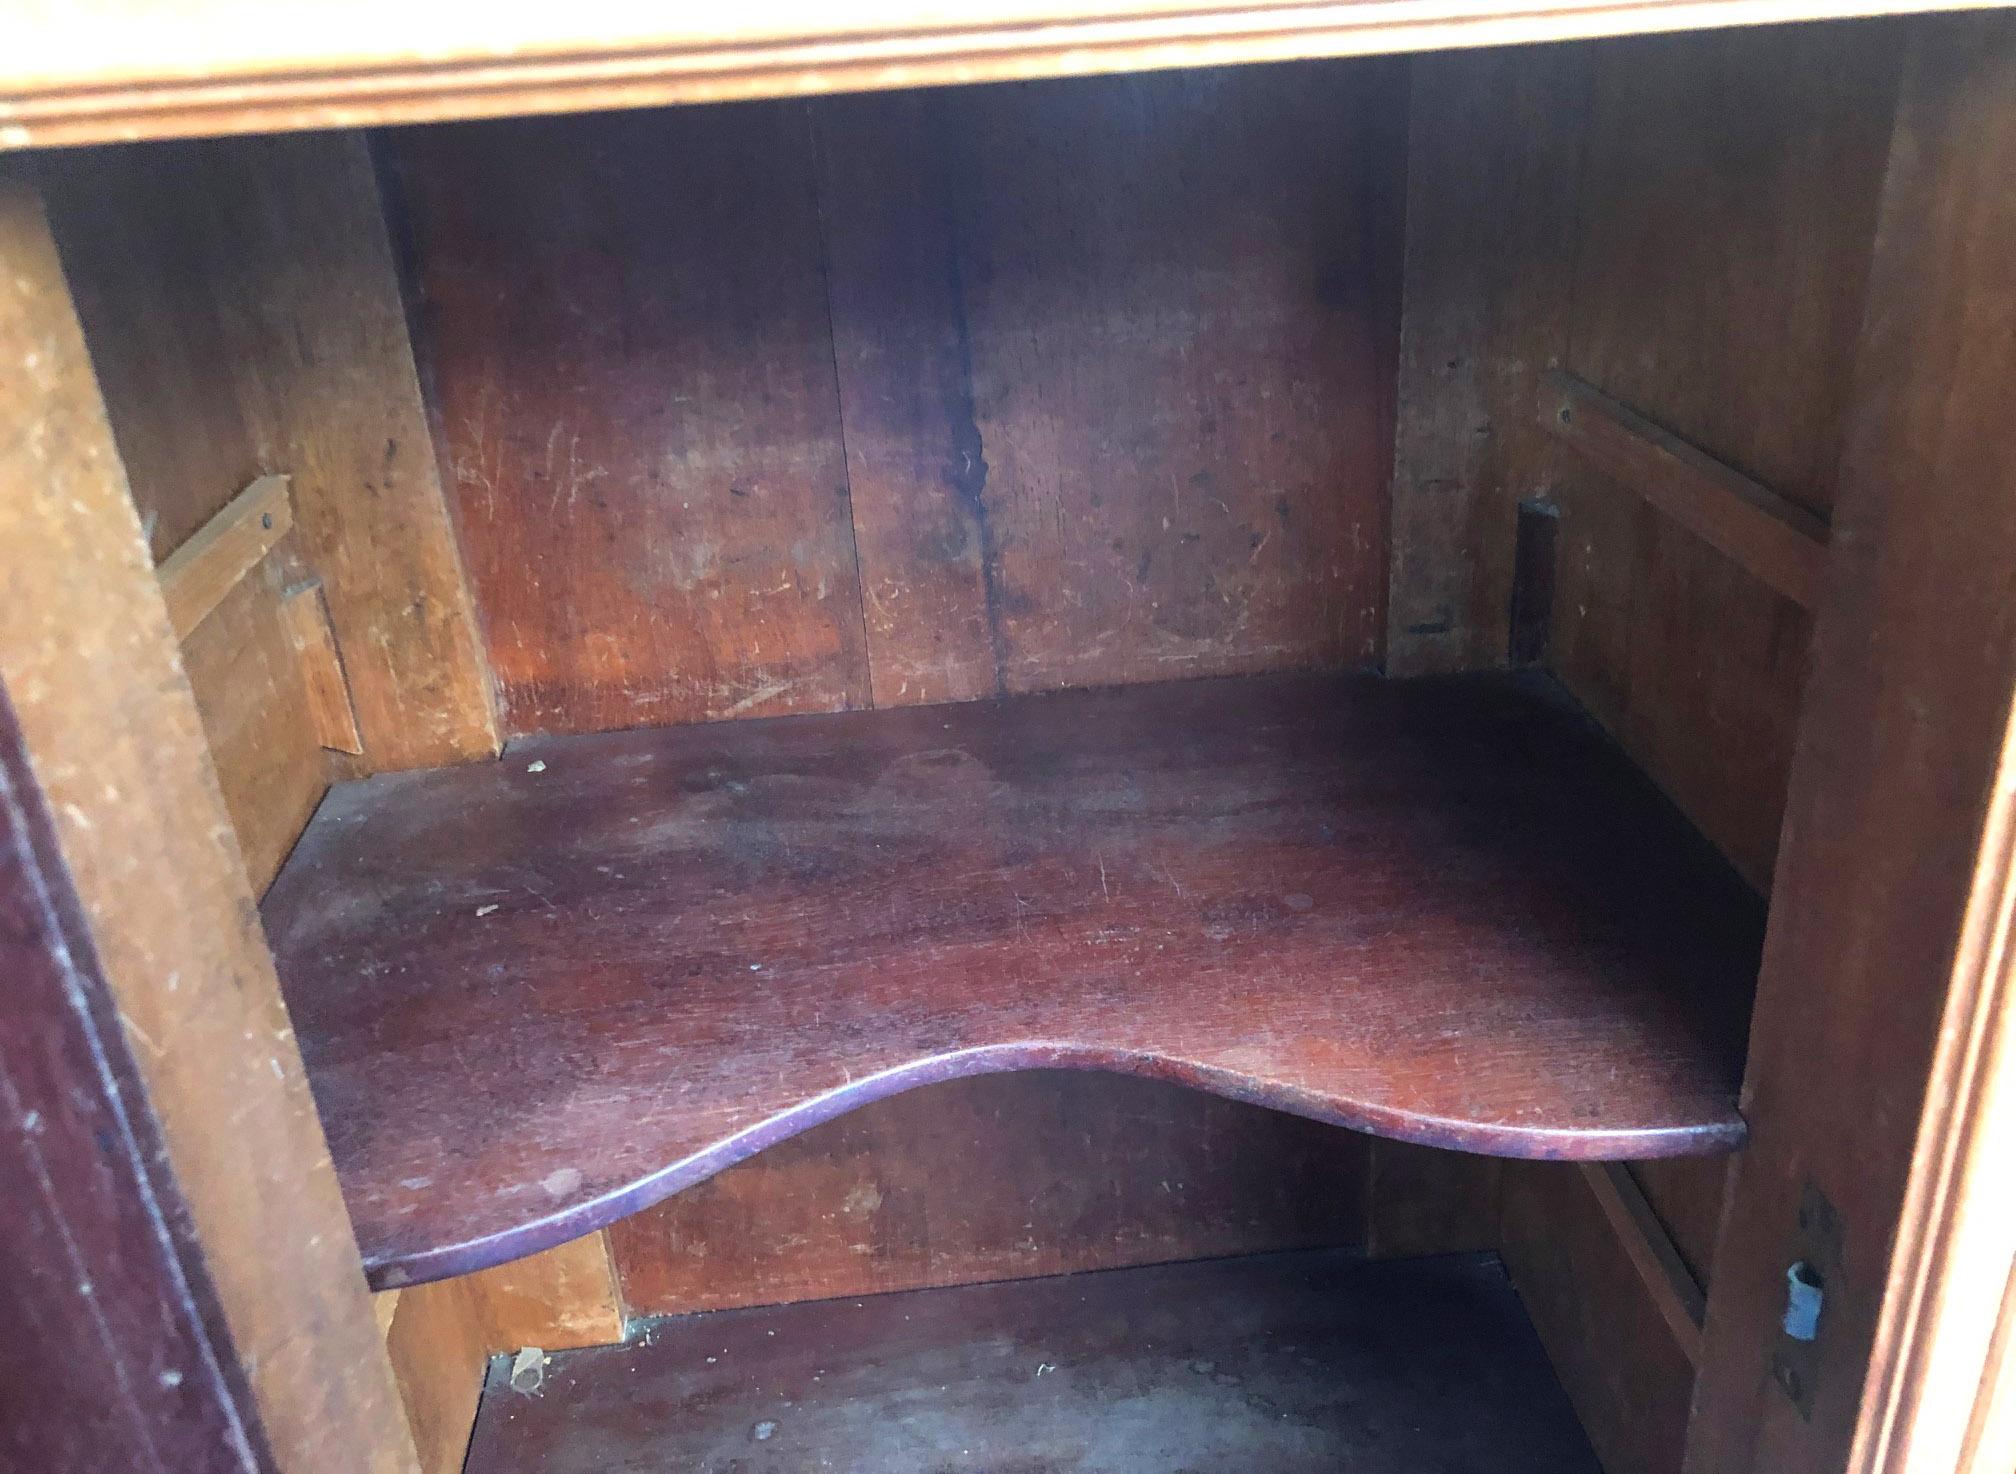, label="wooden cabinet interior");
[4,9,2014,1474]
